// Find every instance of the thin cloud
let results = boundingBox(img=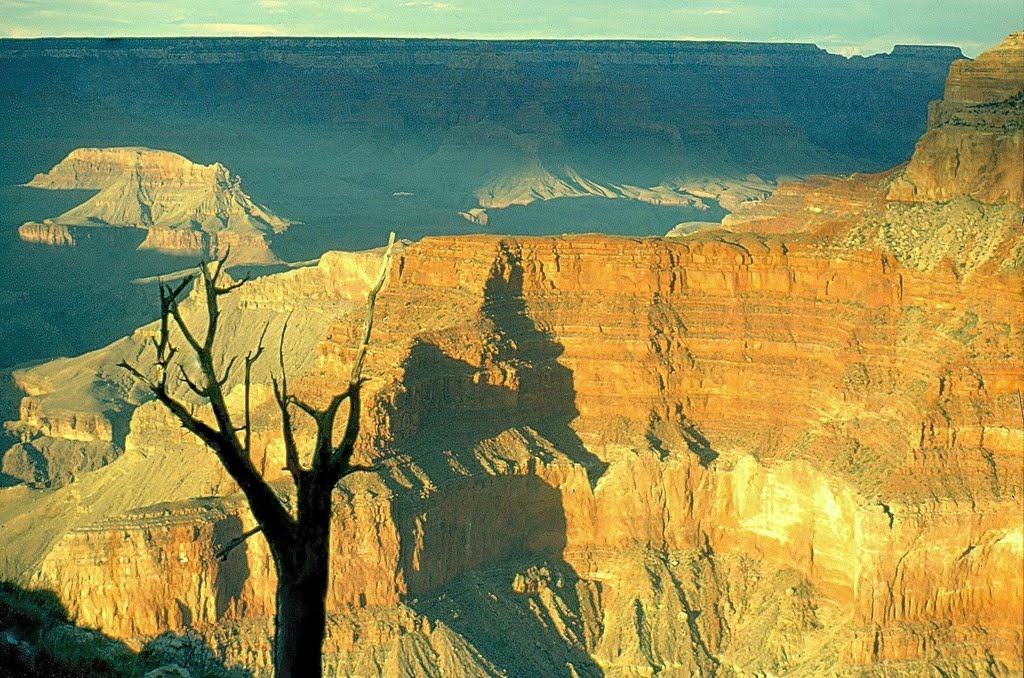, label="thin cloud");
[258,0,287,11]
[178,22,285,36]
[401,1,457,11]
[704,9,734,16]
